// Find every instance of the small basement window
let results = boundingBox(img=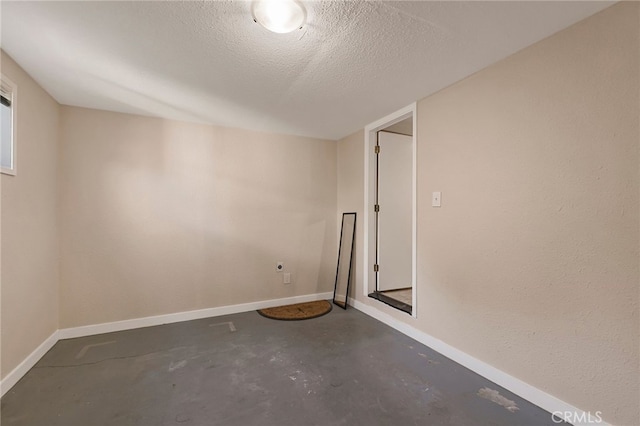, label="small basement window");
[1,75,17,175]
